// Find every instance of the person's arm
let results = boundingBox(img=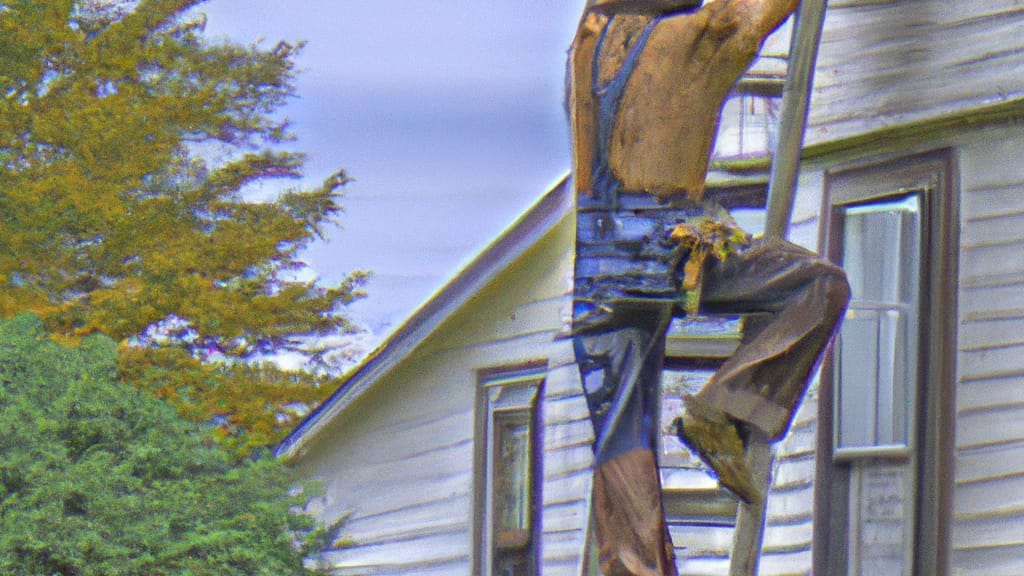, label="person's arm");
[585,0,702,15]
[605,0,799,202]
